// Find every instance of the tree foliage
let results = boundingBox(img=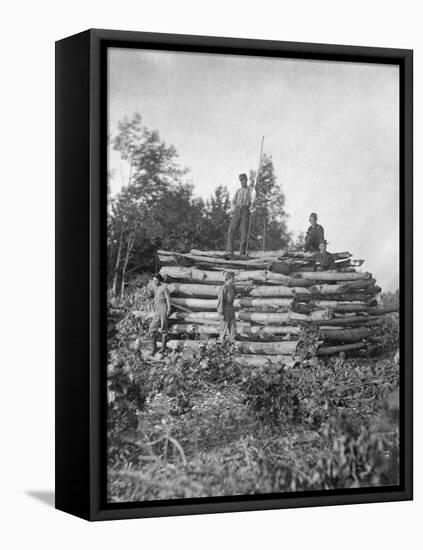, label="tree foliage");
[249,154,291,251]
